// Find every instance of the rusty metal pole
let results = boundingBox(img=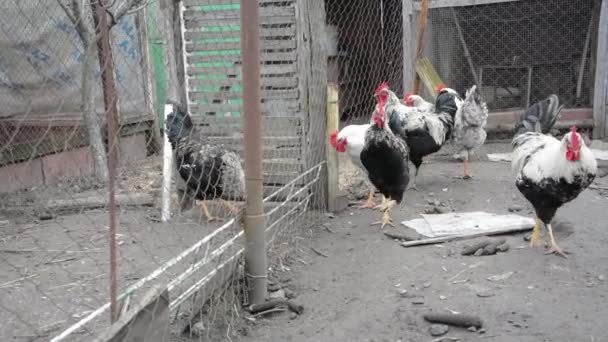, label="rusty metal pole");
[91,0,119,322]
[240,0,267,305]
